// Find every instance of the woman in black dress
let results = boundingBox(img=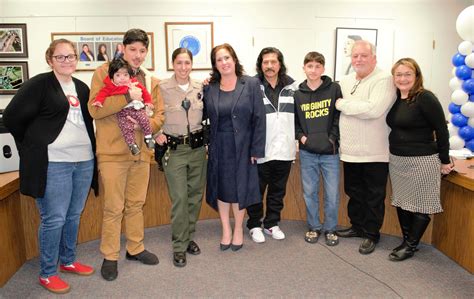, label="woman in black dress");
[386,58,453,261]
[204,43,266,251]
